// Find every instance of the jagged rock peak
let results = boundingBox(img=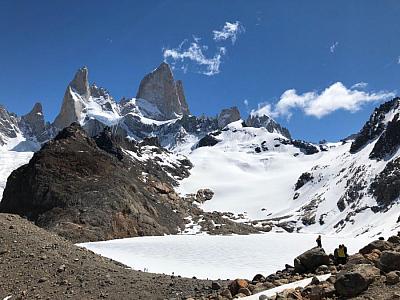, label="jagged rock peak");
[136,62,190,120]
[21,102,46,141]
[246,113,291,139]
[217,106,241,128]
[53,67,91,130]
[70,66,90,98]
